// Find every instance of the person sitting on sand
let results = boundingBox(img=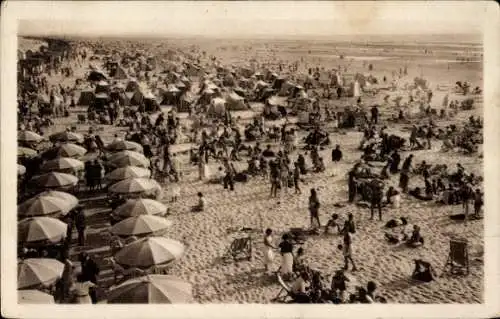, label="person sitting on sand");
[330,269,349,303]
[308,188,321,231]
[405,225,424,247]
[331,144,343,162]
[385,186,401,208]
[324,213,341,235]
[290,271,311,303]
[191,192,205,212]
